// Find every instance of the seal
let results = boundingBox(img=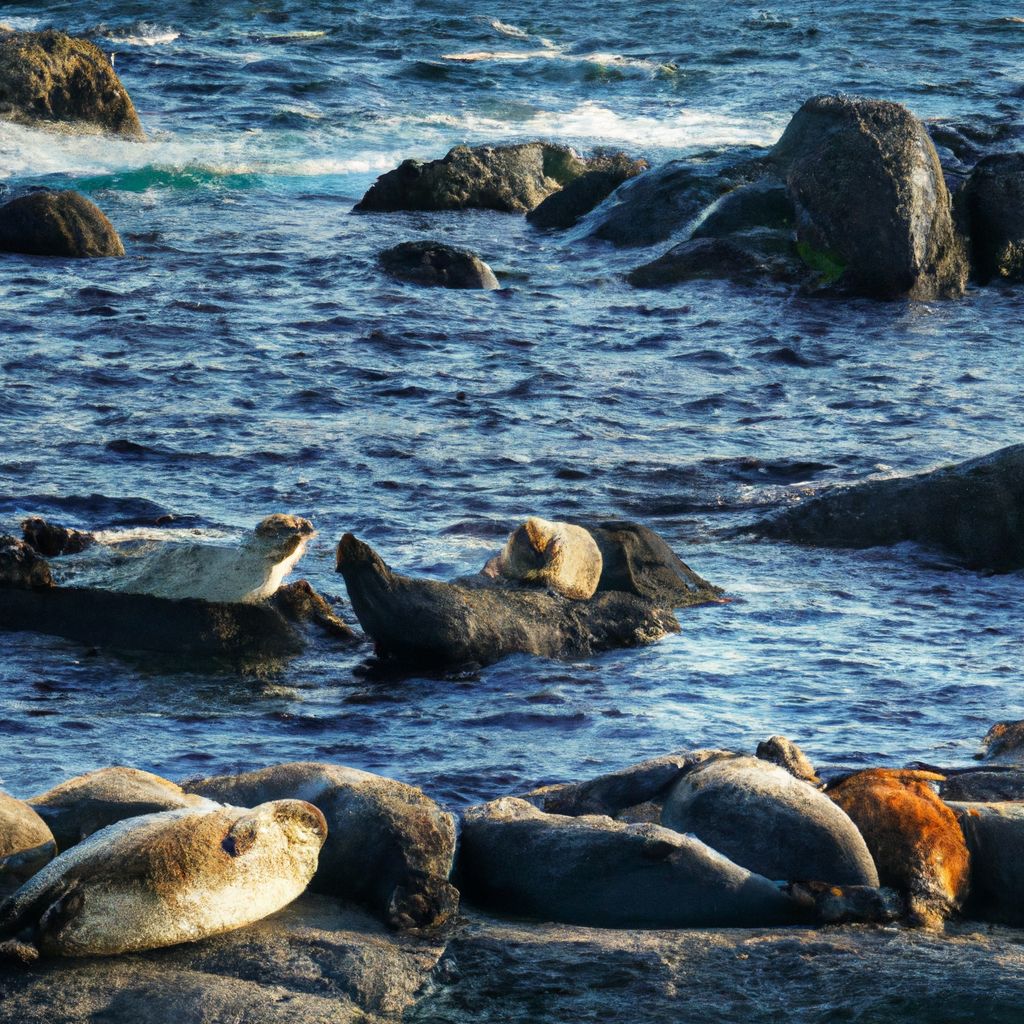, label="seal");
[66,514,316,604]
[951,801,1024,926]
[0,792,56,895]
[30,767,217,851]
[485,517,603,600]
[661,755,878,887]
[458,796,803,928]
[977,720,1024,764]
[0,800,327,958]
[827,768,970,928]
[183,762,457,931]
[755,735,821,785]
